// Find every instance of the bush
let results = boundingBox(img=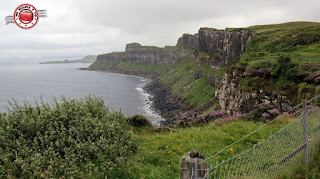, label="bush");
[248,59,276,68]
[248,103,275,122]
[299,82,316,100]
[0,96,136,178]
[126,115,152,127]
[270,55,299,88]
